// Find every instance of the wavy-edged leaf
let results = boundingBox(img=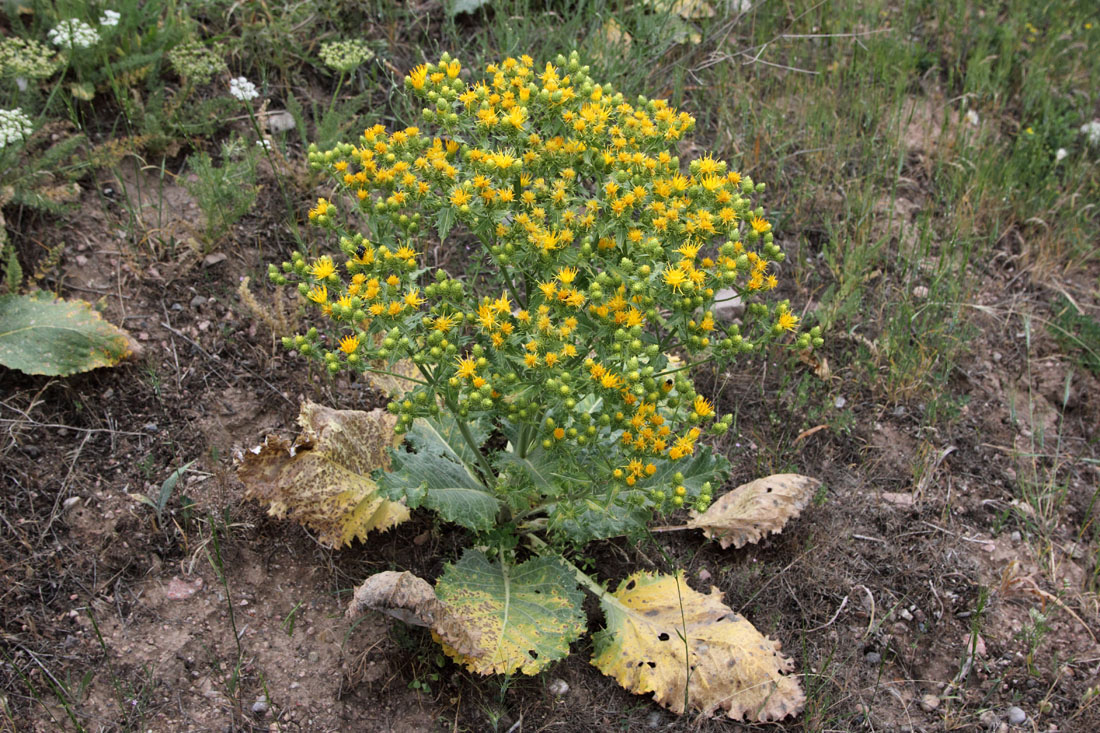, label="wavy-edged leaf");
[380,417,500,532]
[592,571,804,721]
[406,414,490,478]
[346,570,480,658]
[0,292,137,376]
[435,550,585,675]
[687,474,818,549]
[237,402,408,547]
